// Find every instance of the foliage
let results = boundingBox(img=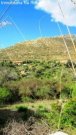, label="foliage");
[61,86,72,99]
[17,106,28,112]
[61,99,76,128]
[66,60,76,68]
[0,60,75,104]
[21,96,33,102]
[0,87,12,104]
